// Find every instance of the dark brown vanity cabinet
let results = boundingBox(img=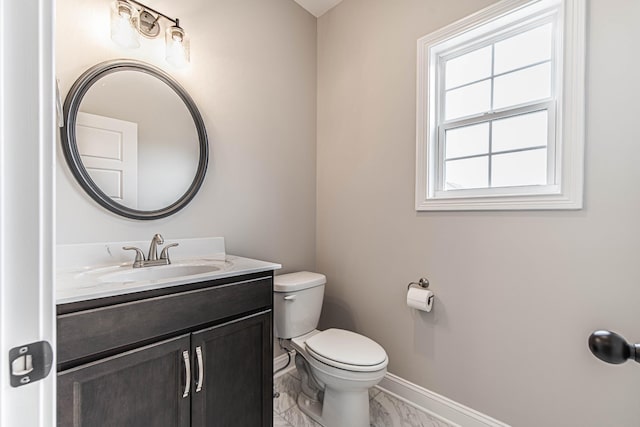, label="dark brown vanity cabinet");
[56,273,274,427]
[58,334,192,427]
[191,312,272,426]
